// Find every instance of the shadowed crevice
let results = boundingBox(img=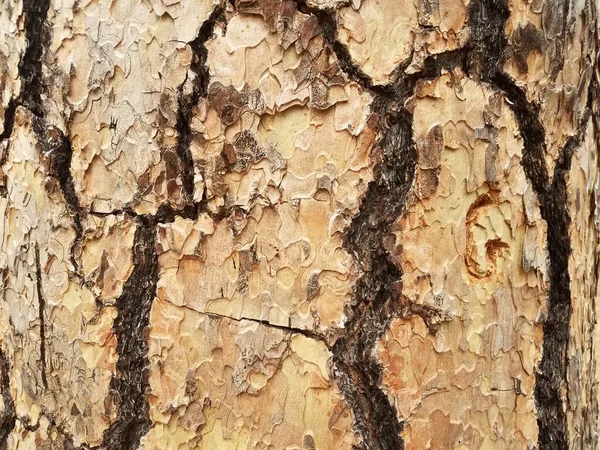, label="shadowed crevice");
[175,6,225,202]
[335,110,414,450]
[44,127,85,277]
[290,0,395,98]
[34,244,48,390]
[18,0,51,118]
[0,347,16,450]
[466,0,598,447]
[102,224,158,450]
[331,47,468,450]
